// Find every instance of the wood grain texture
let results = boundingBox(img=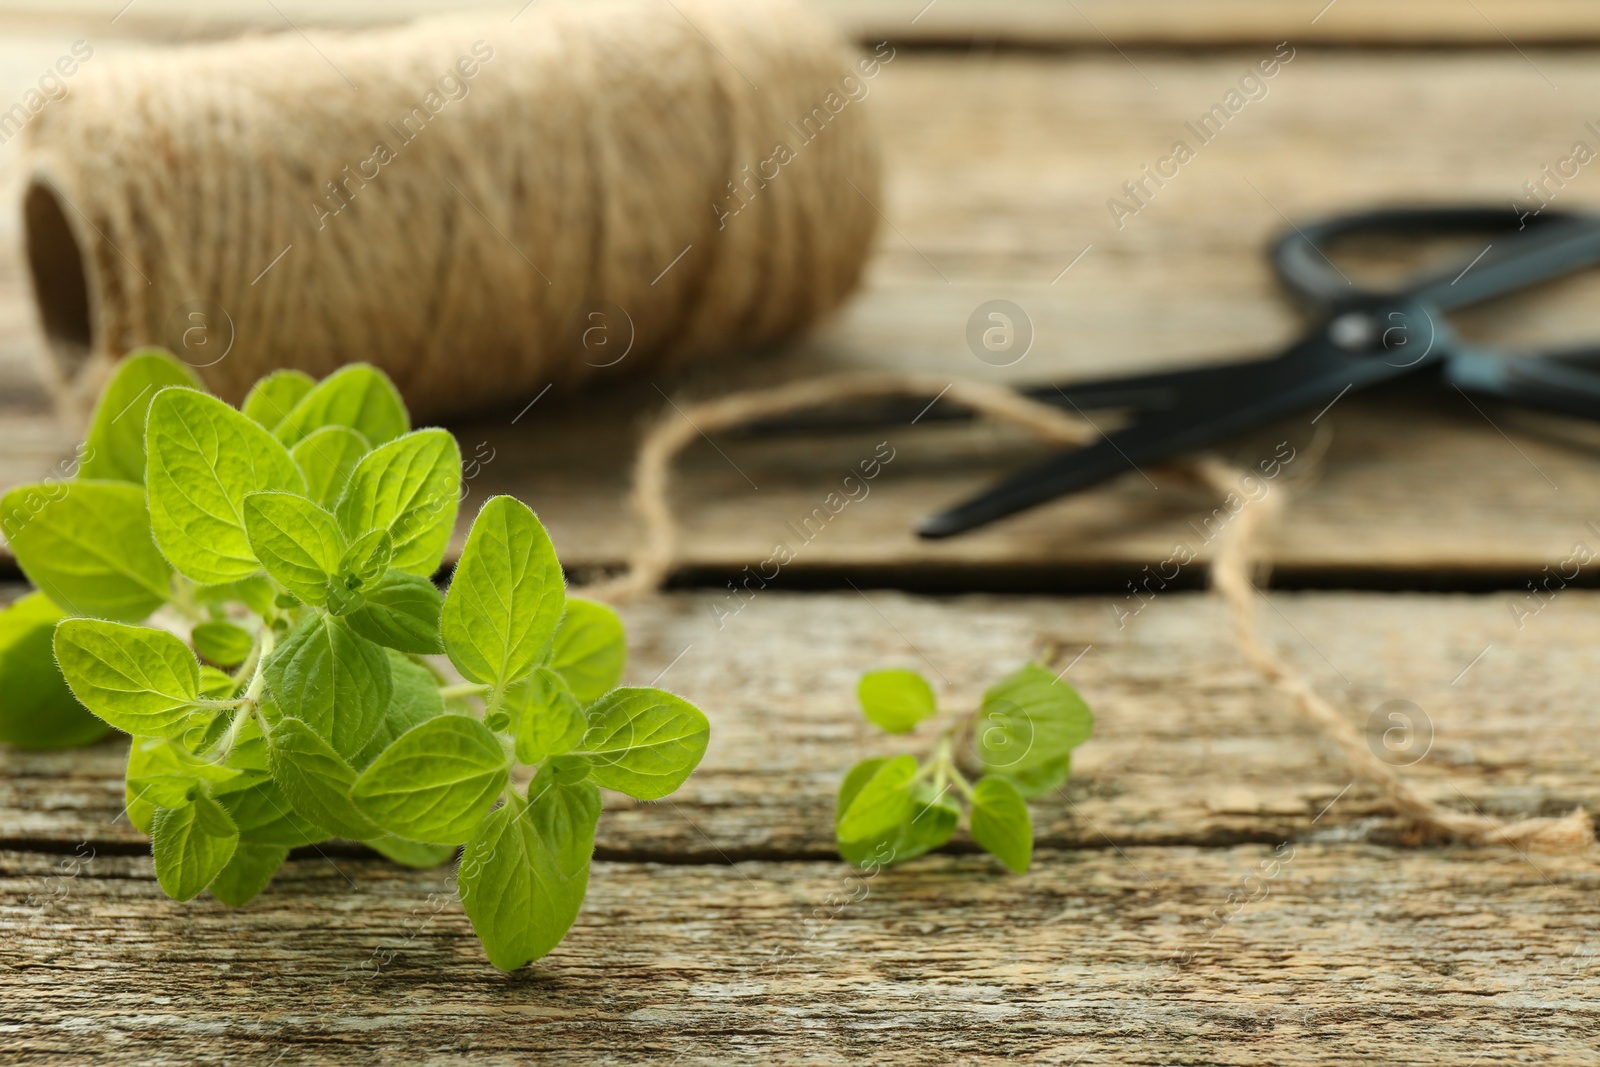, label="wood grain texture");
[8,50,1600,582]
[5,846,1598,1065]
[0,22,1596,1067]
[6,586,1597,860]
